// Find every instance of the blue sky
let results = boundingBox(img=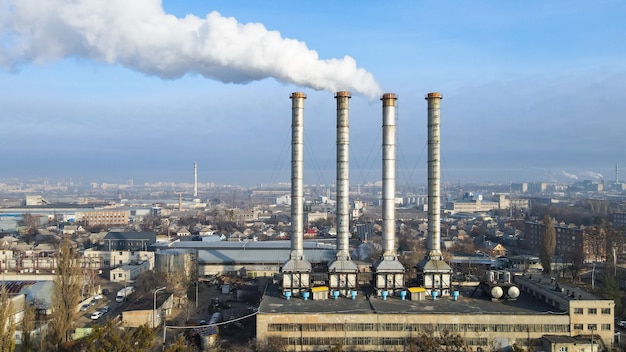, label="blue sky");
[0,0,625,187]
